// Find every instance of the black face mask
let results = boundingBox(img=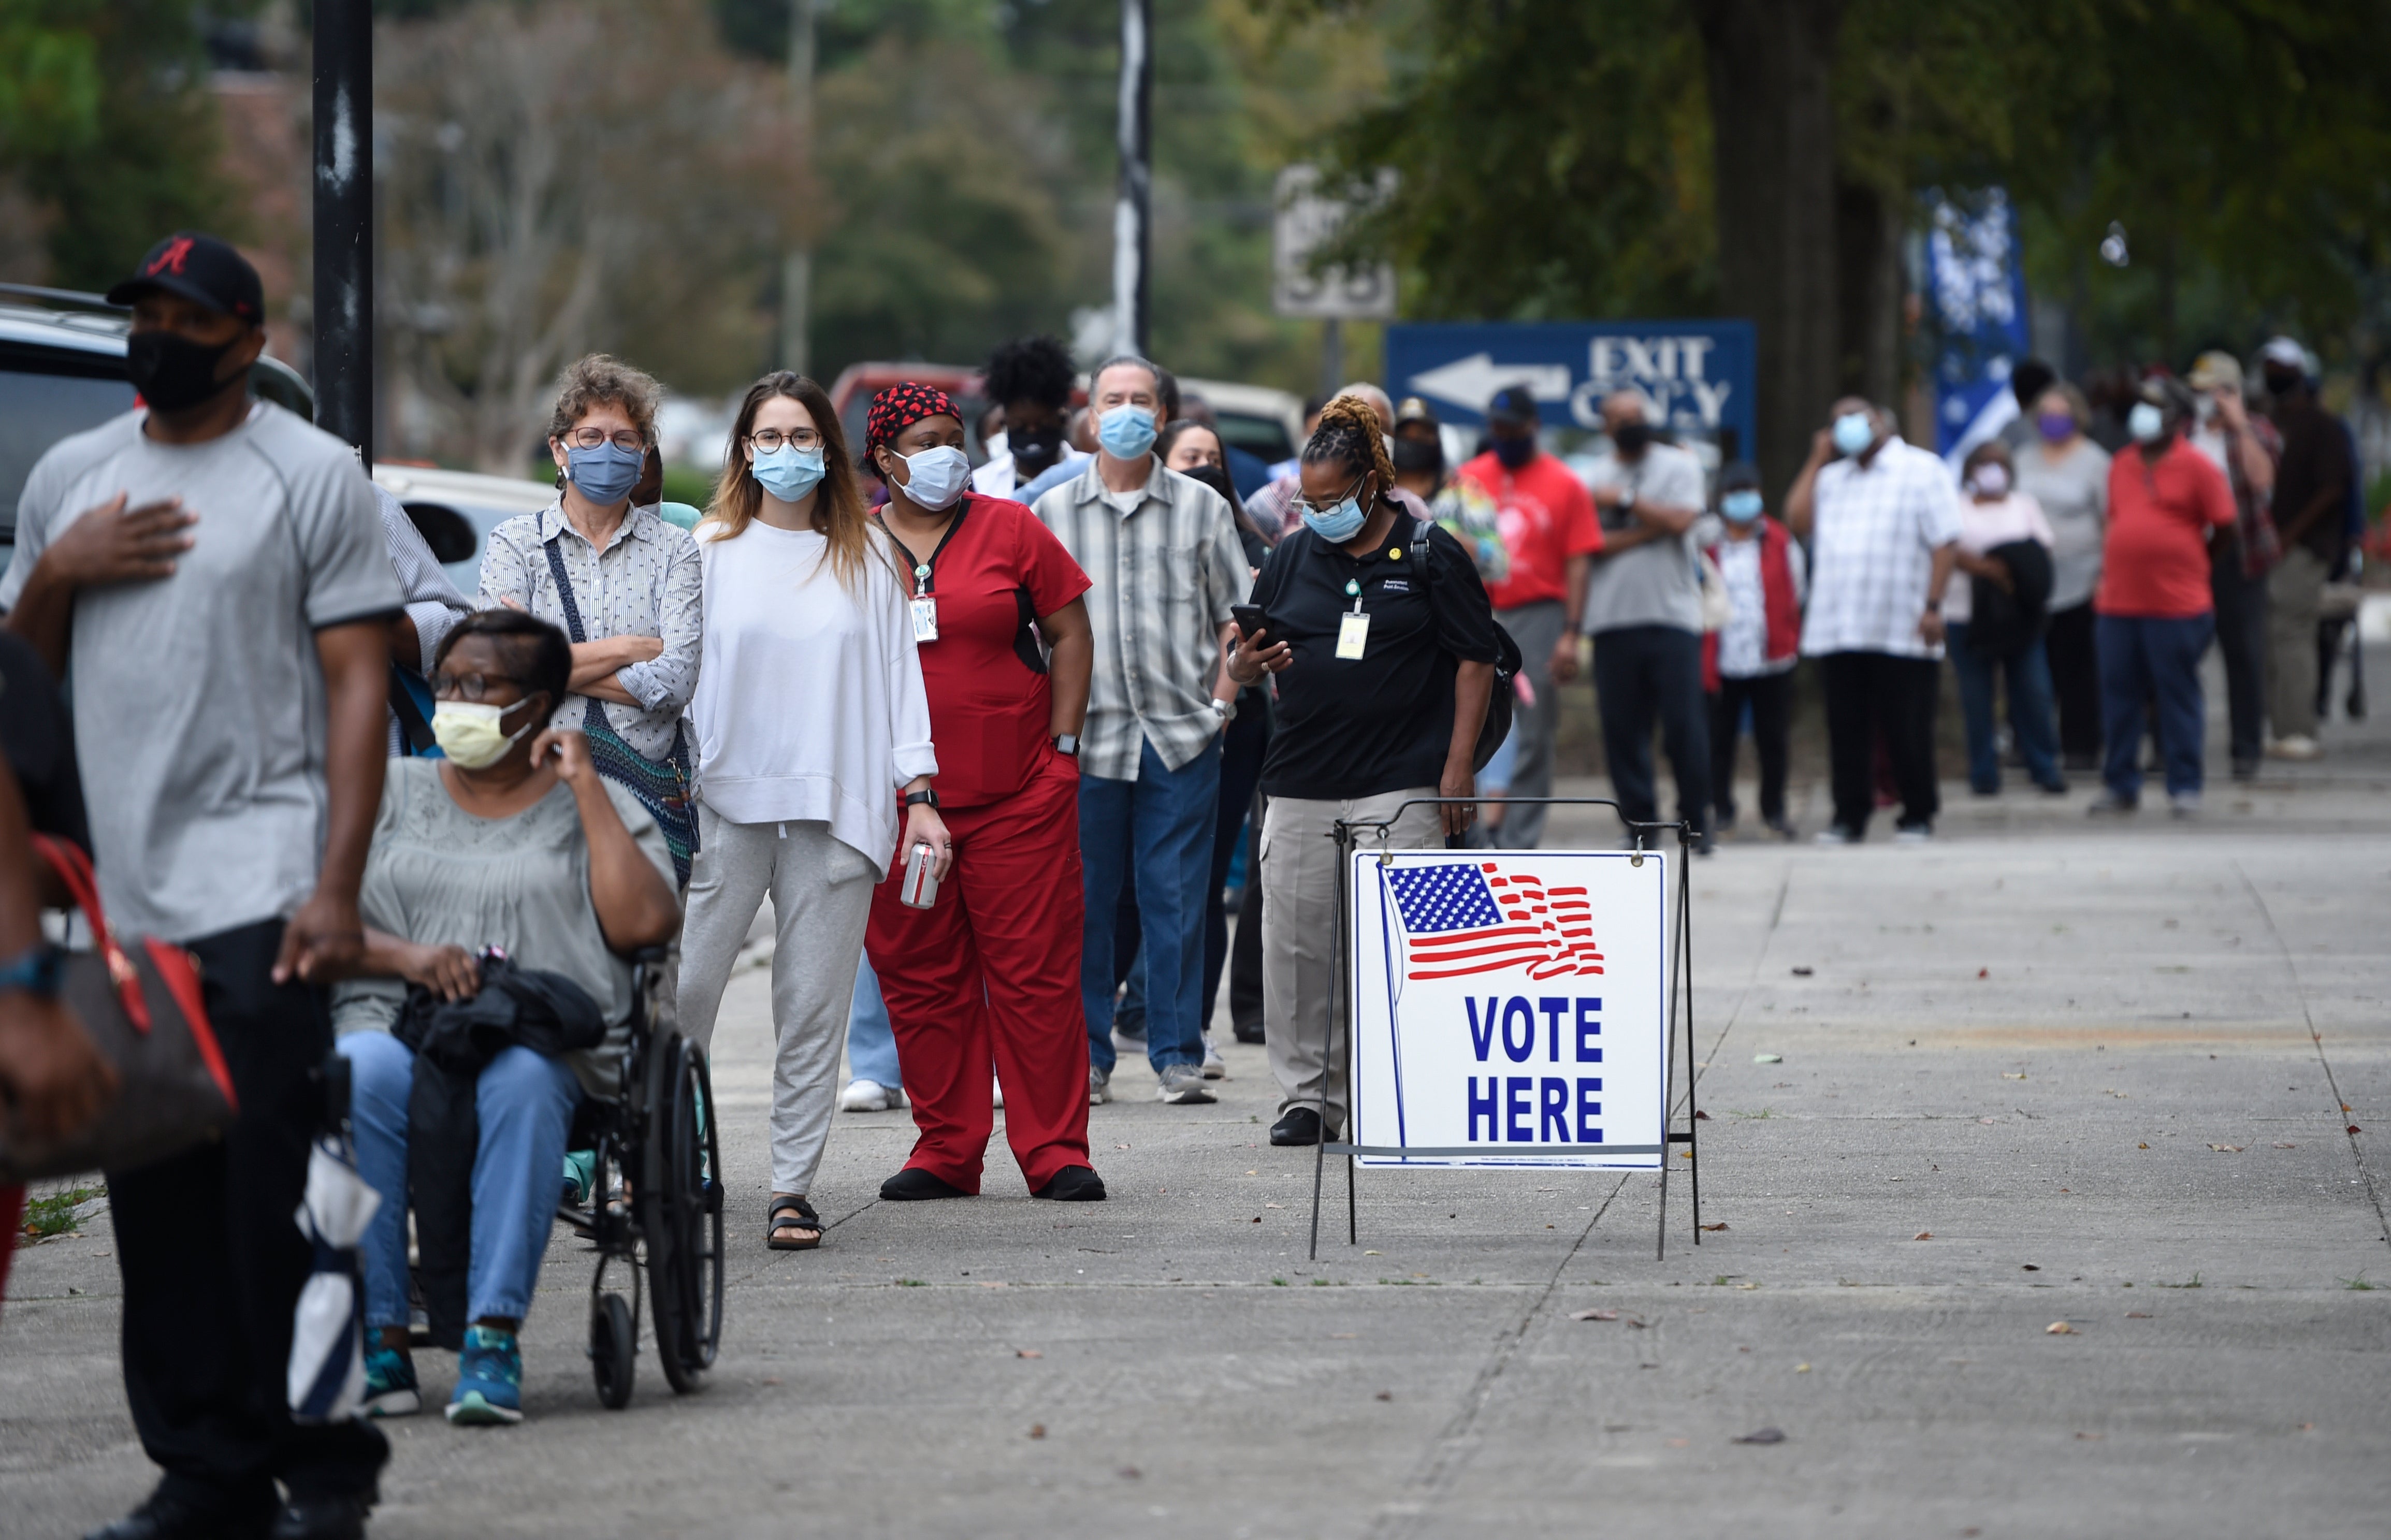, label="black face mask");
[1009,422,1065,477]
[1613,421,1653,456]
[1182,463,1236,506]
[126,329,245,413]
[1390,436,1442,475]
[2262,366,2302,398]
[1492,433,1535,470]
